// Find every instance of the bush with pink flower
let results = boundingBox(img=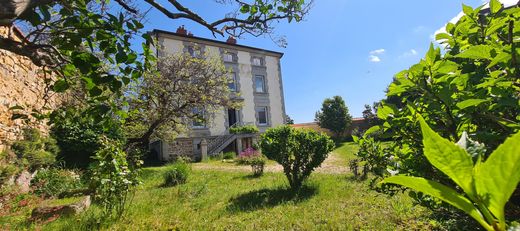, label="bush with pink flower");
[236,148,267,176]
